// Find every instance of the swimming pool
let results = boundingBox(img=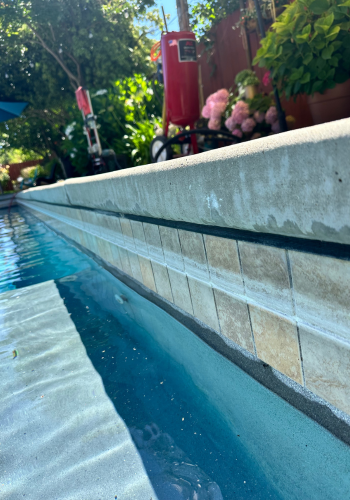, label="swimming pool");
[1,207,350,500]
